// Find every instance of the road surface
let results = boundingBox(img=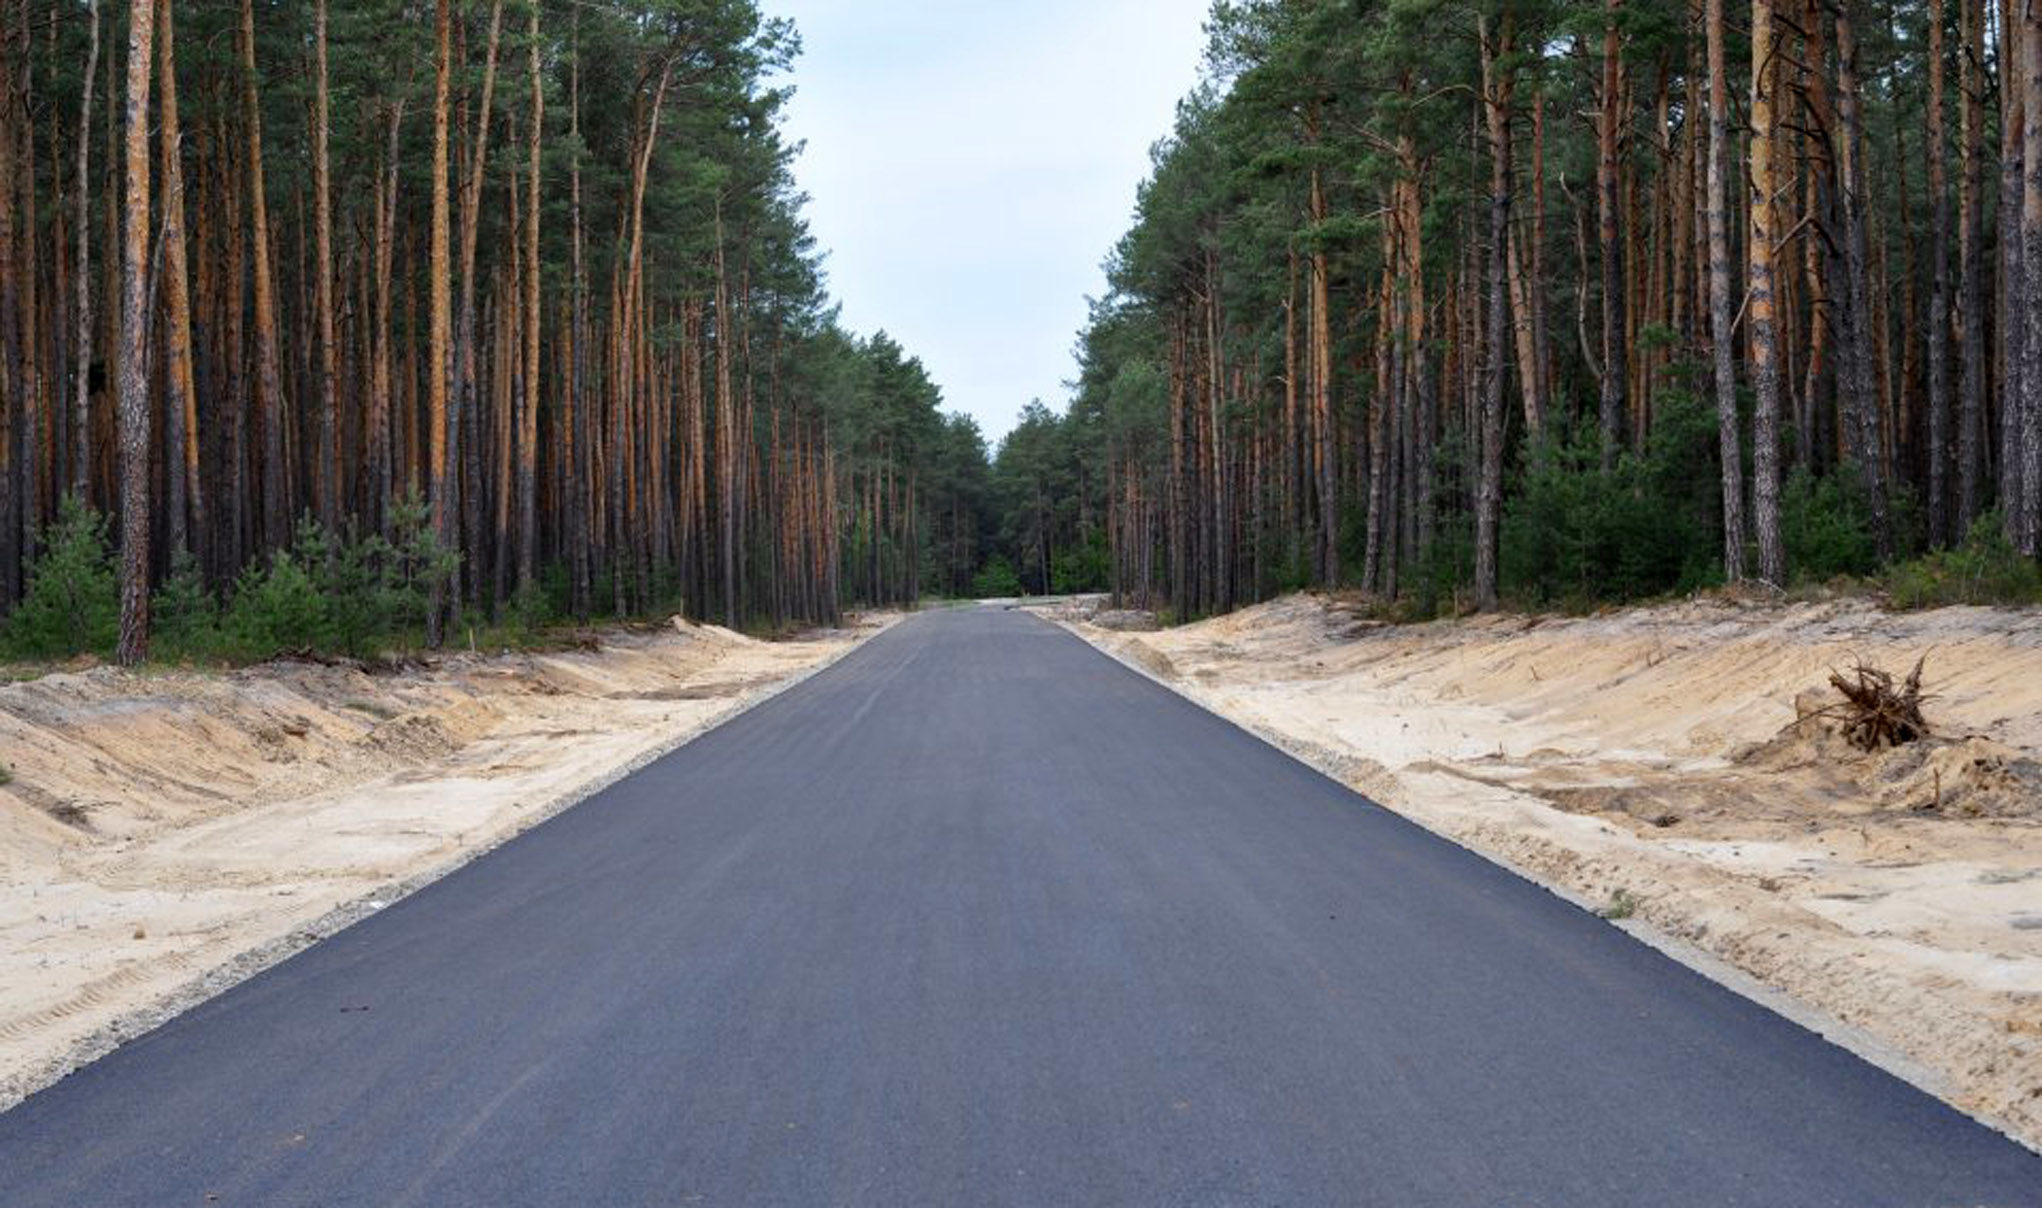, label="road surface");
[1,607,2037,1205]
